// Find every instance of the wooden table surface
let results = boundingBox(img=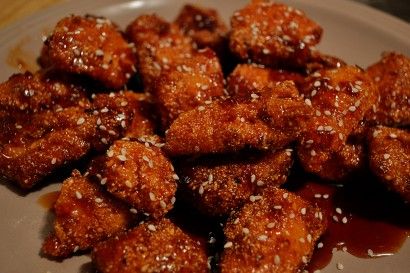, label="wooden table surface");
[0,0,408,29]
